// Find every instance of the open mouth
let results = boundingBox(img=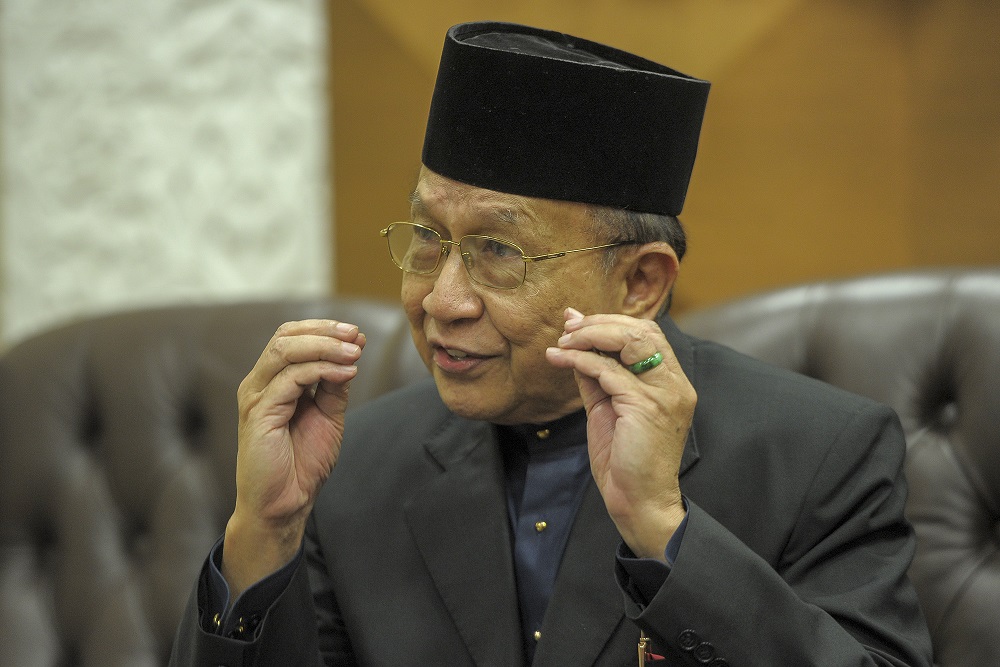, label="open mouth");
[433,345,492,371]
